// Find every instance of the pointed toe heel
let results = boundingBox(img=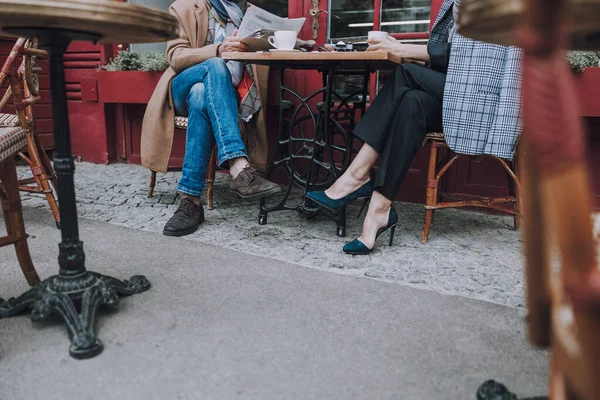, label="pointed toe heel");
[343,206,398,255]
[306,180,374,211]
[343,239,372,255]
